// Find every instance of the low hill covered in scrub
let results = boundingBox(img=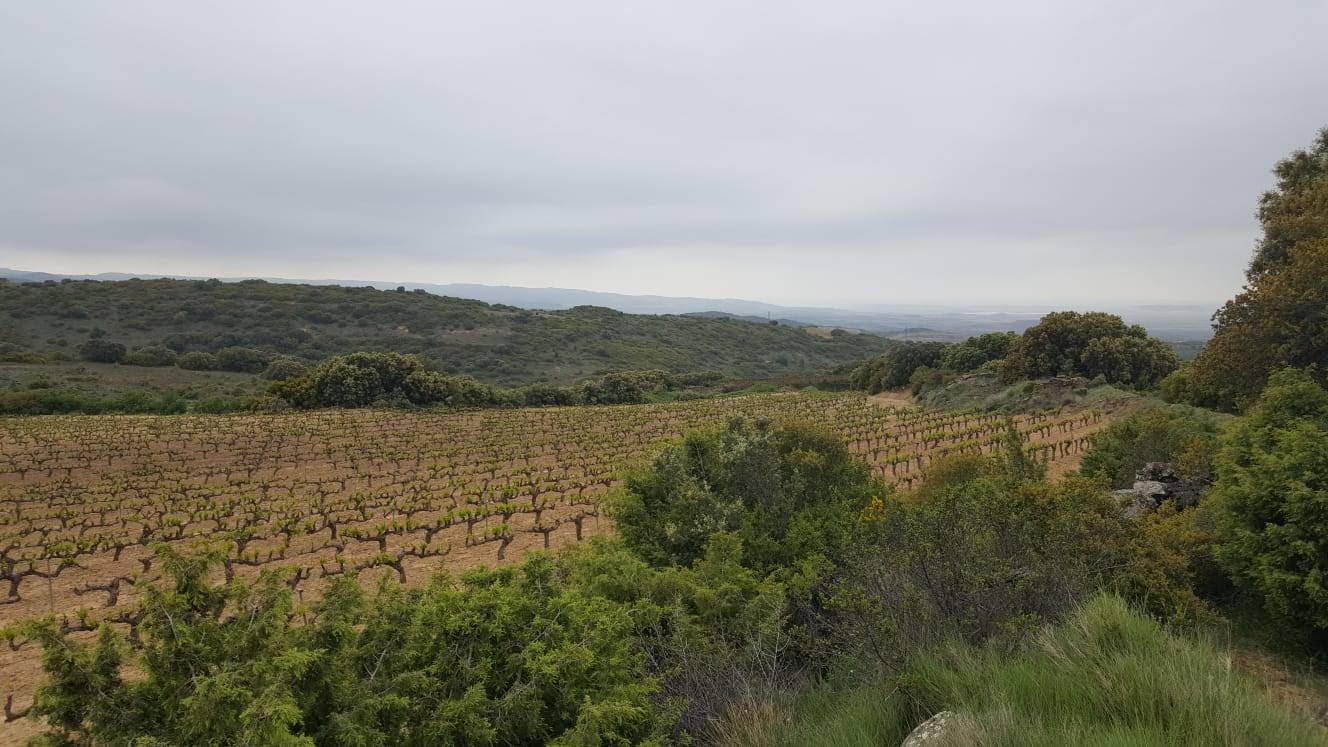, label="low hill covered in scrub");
[0,278,894,386]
